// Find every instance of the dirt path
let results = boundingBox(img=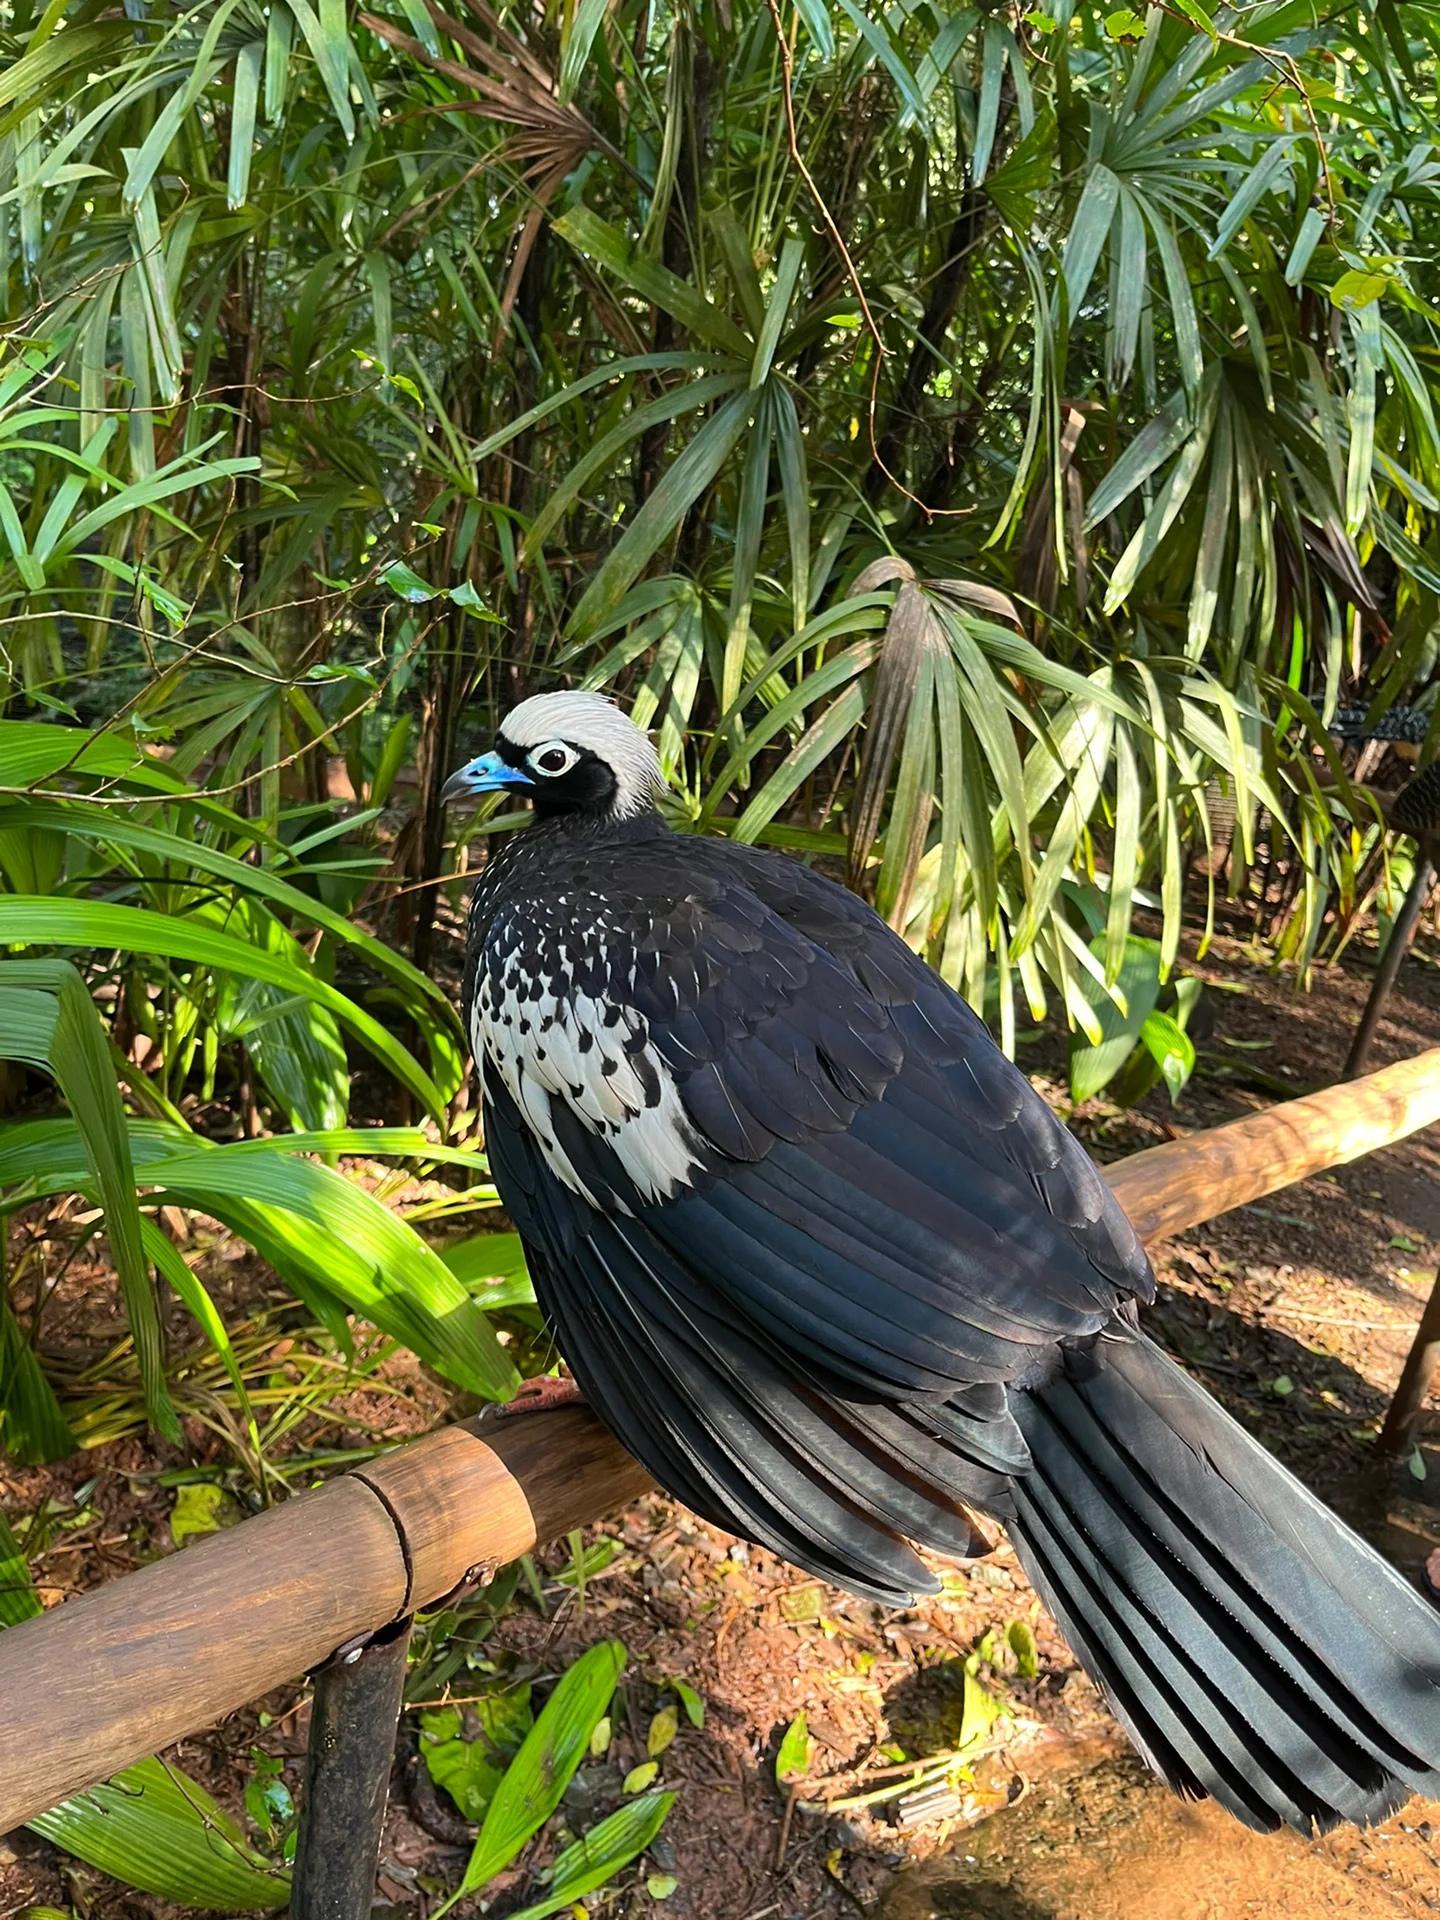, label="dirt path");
[887,1750,1440,1920]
